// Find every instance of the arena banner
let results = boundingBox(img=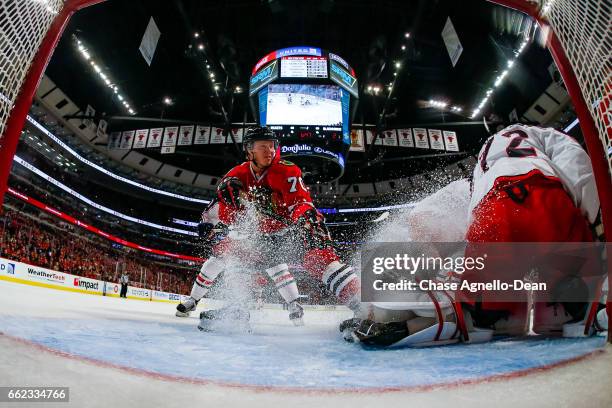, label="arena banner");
[382,129,398,146]
[0,257,104,295]
[104,281,121,297]
[127,286,152,301]
[443,130,459,151]
[114,122,459,154]
[349,129,365,152]
[178,125,195,146]
[152,290,182,303]
[0,258,198,304]
[398,128,414,147]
